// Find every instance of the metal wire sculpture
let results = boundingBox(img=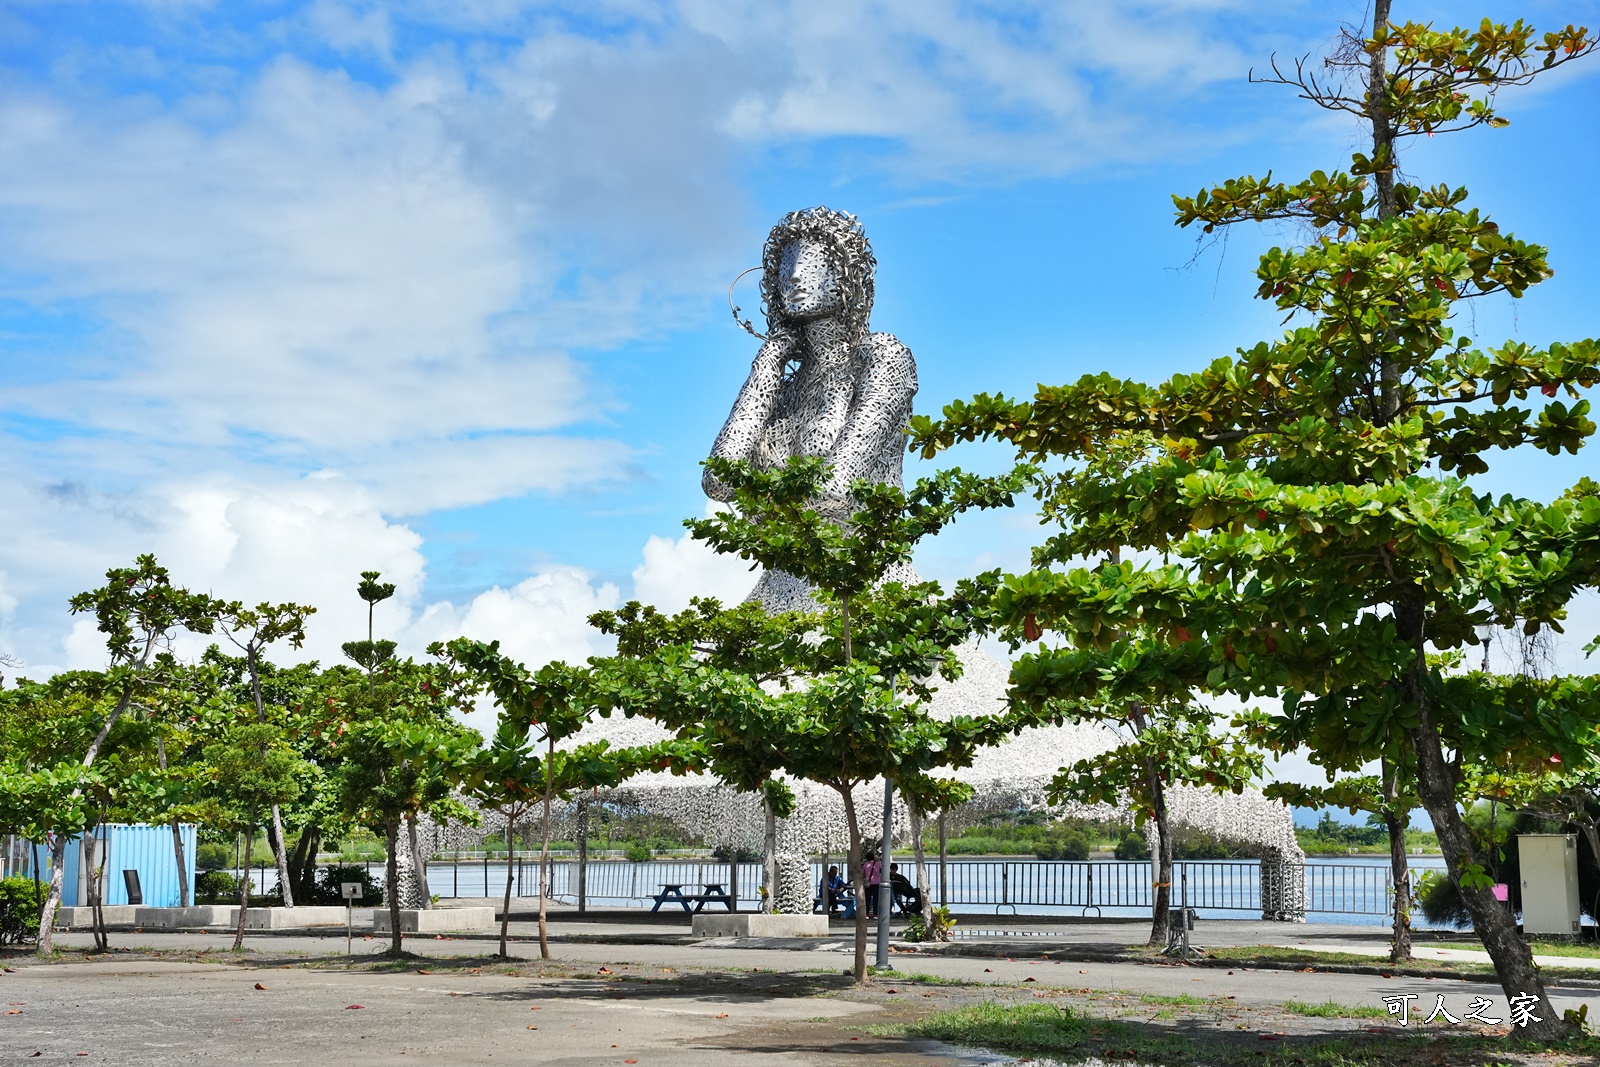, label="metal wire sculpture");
[705,206,918,612]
